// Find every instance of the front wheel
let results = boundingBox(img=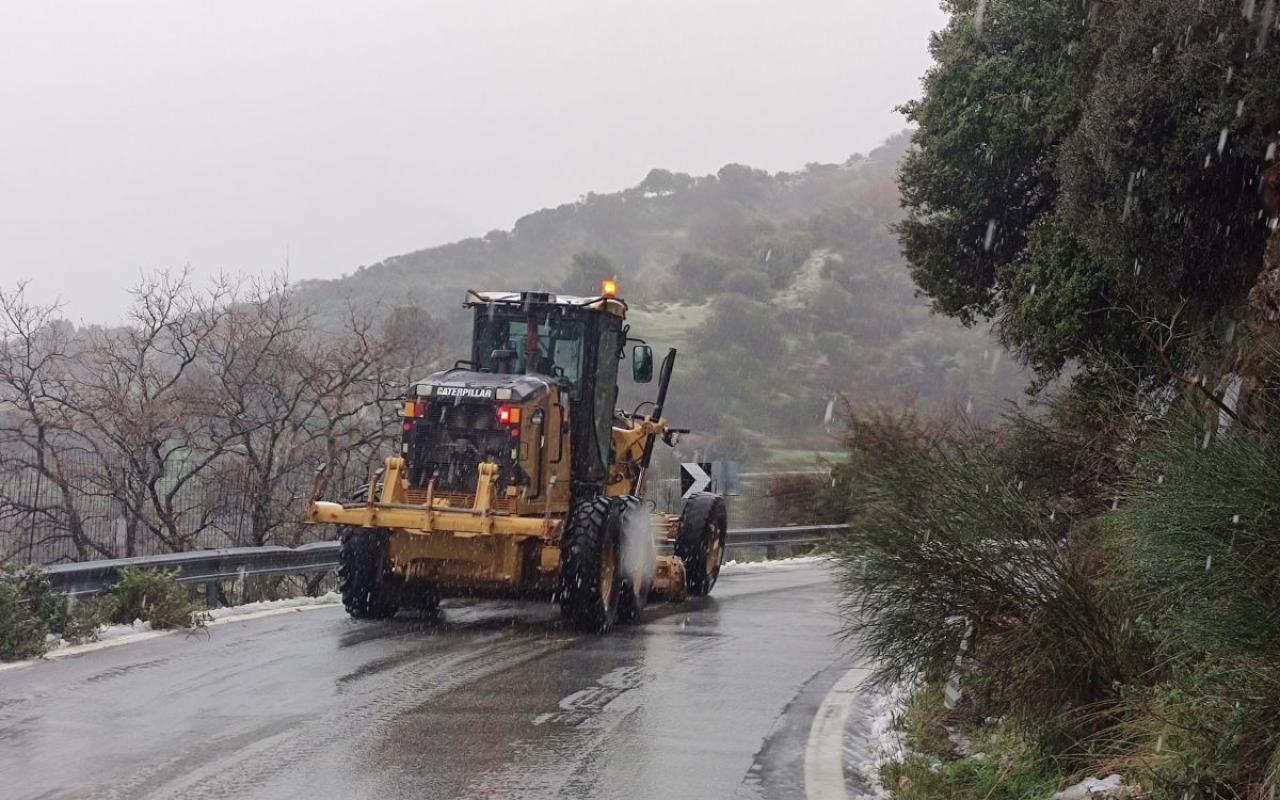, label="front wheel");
[337,528,400,619]
[560,497,622,633]
[675,492,727,596]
